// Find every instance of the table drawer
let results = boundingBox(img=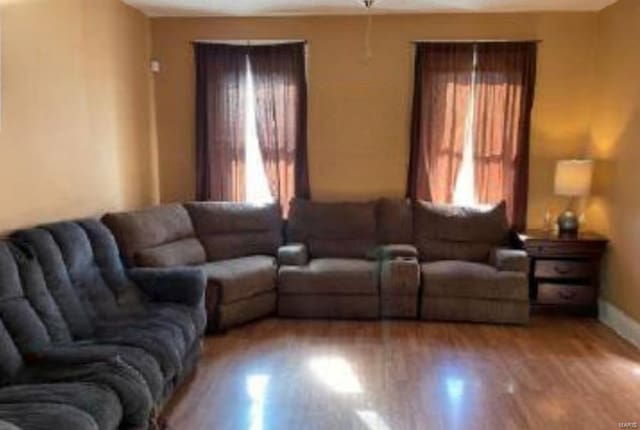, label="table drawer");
[535,260,594,279]
[537,283,595,306]
[524,241,606,258]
